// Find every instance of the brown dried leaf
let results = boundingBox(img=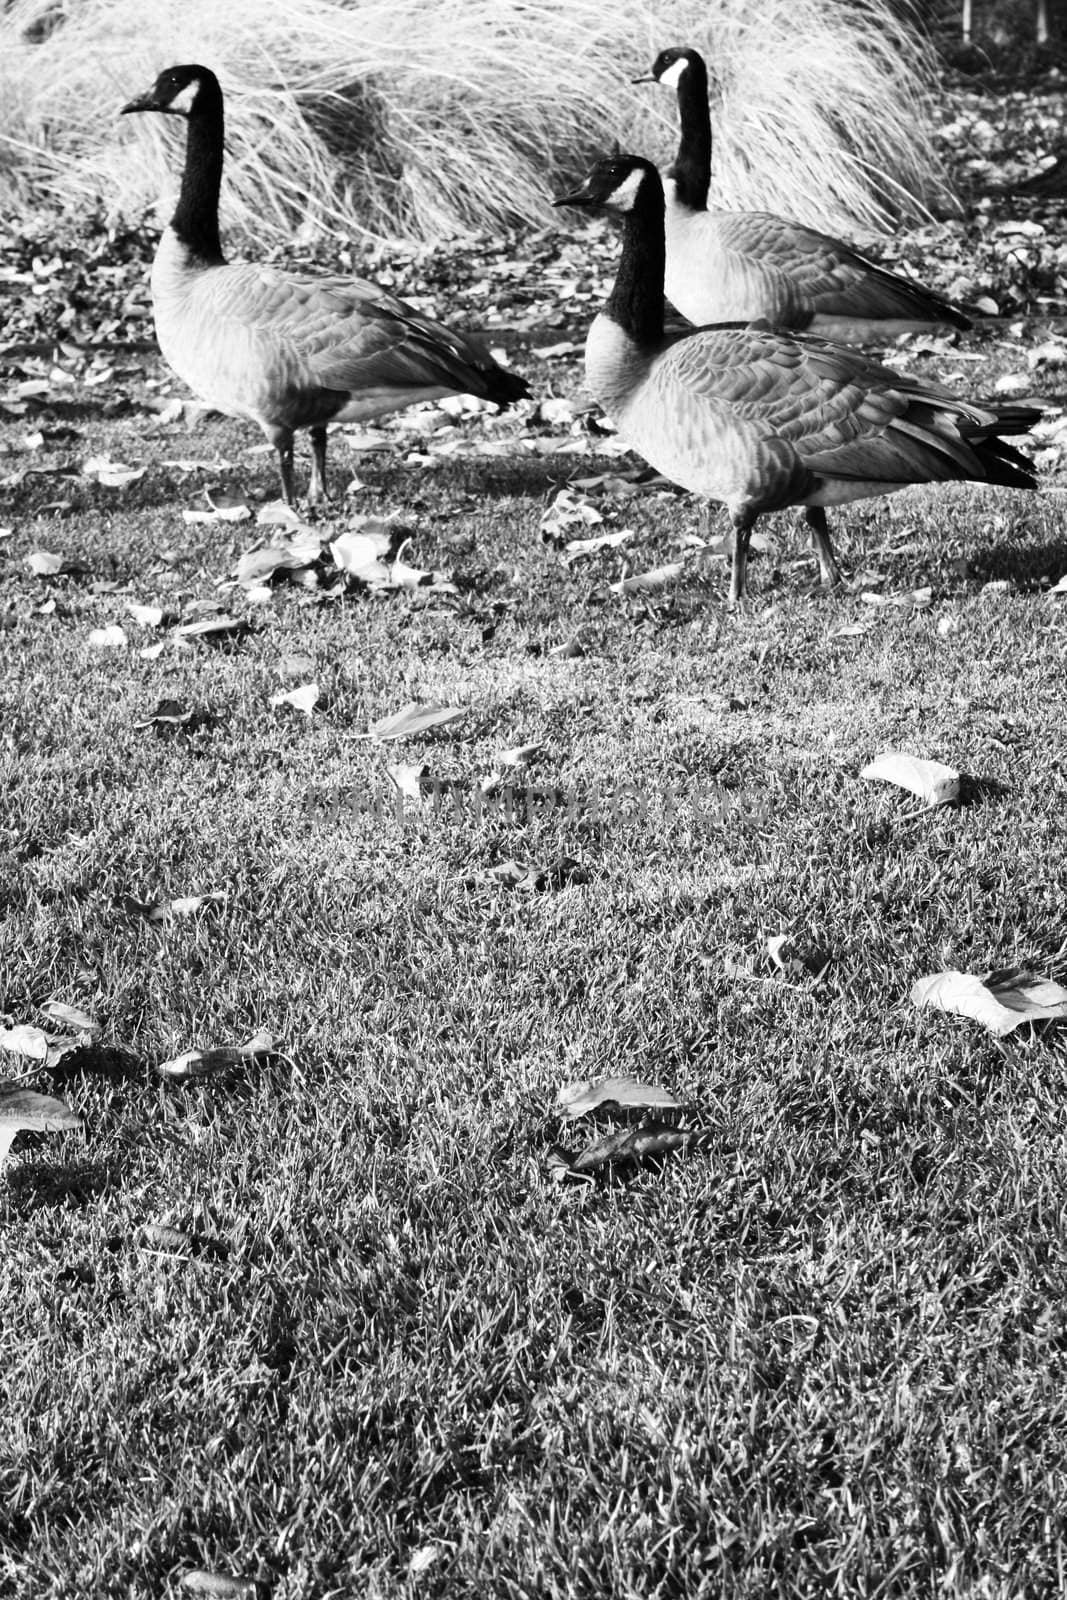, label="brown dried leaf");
[157,1029,273,1081]
[568,1119,708,1173]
